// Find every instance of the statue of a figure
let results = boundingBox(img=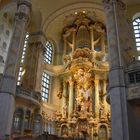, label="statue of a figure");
[85,97,91,112]
[62,105,67,118]
[99,104,105,118]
